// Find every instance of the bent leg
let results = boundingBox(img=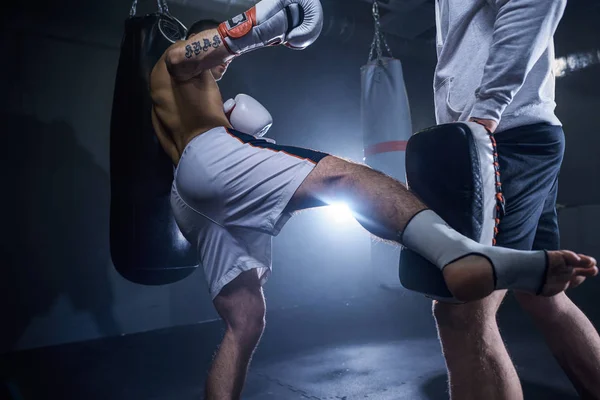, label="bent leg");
[206,269,266,400]
[434,123,594,400]
[286,155,427,239]
[515,292,600,398]
[433,123,551,400]
[286,155,596,301]
[433,291,523,400]
[514,179,600,398]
